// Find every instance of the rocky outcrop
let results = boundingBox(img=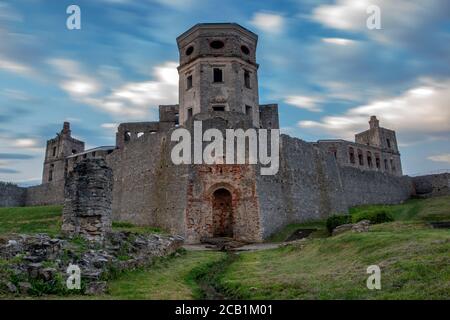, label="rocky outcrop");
[0,232,183,296]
